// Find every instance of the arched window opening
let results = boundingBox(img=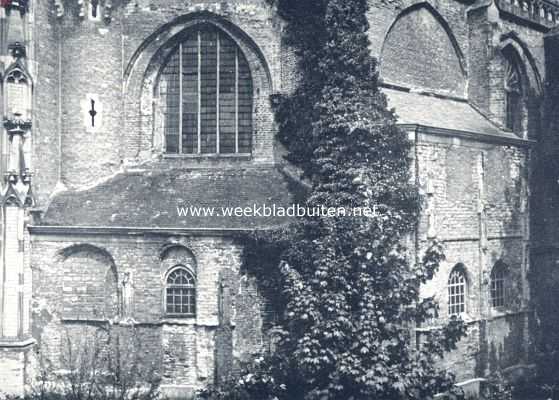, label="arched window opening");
[158,25,253,155]
[448,264,467,315]
[491,262,507,308]
[504,52,523,135]
[166,266,196,316]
